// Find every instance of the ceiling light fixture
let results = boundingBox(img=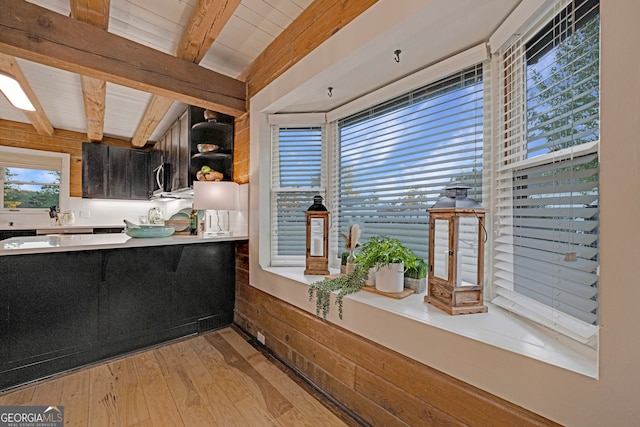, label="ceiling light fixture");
[0,72,35,111]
